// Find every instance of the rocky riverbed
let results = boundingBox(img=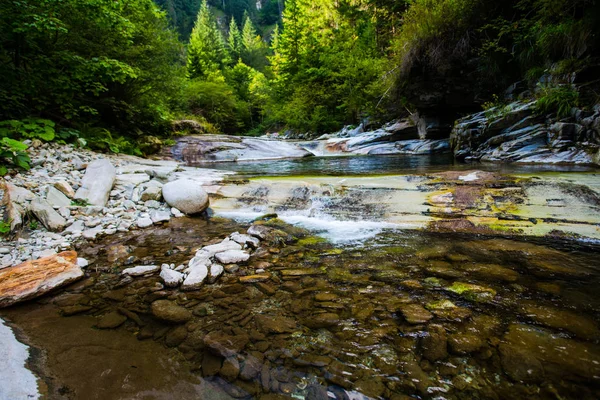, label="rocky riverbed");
[1,140,599,400]
[1,216,599,399]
